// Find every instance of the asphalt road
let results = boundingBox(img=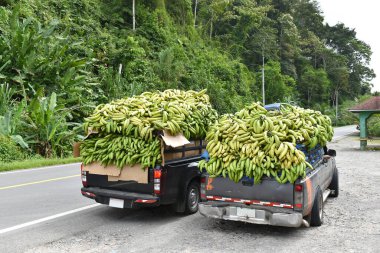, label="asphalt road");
[0,164,93,230]
[332,125,358,141]
[0,125,375,253]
